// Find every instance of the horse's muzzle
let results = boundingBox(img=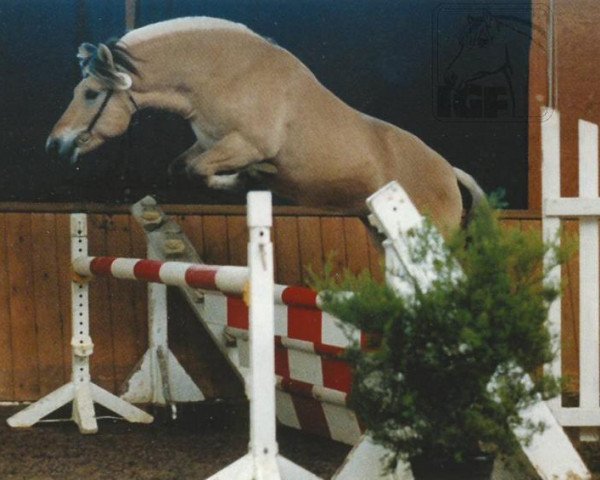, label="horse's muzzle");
[46,136,77,163]
[45,137,61,159]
